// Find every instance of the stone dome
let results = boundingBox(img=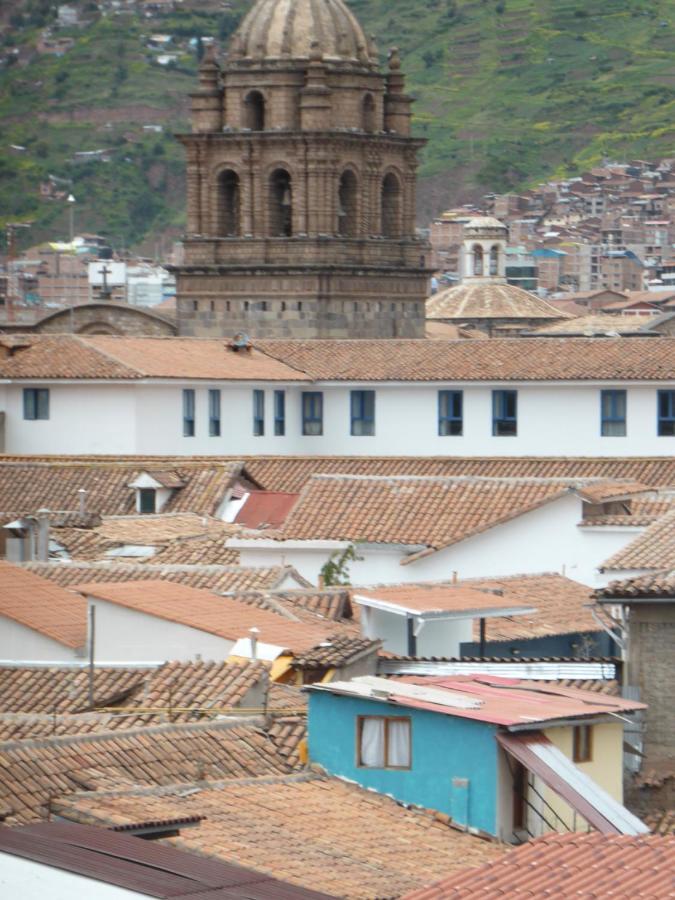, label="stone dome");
[427,282,569,321]
[230,0,372,65]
